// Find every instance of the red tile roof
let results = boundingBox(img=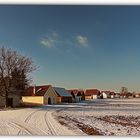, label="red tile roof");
[120,93,127,96]
[101,91,111,94]
[85,89,100,96]
[101,91,115,95]
[110,92,115,95]
[67,89,79,94]
[24,85,51,96]
[67,89,84,95]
